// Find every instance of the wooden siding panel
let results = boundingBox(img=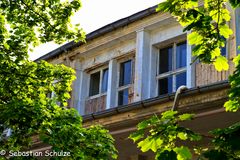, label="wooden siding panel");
[128,86,134,104]
[196,61,235,86]
[85,95,106,114]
